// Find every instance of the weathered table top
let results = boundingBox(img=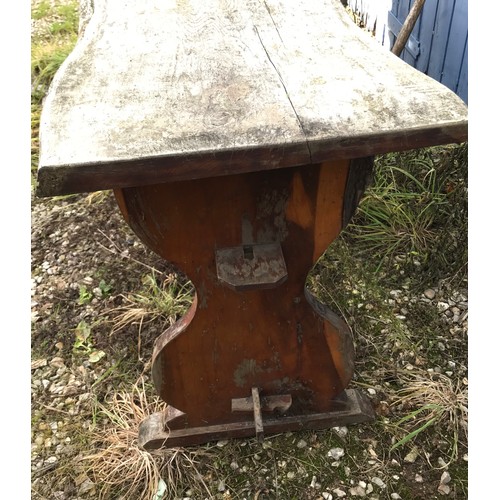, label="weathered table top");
[37,0,468,197]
